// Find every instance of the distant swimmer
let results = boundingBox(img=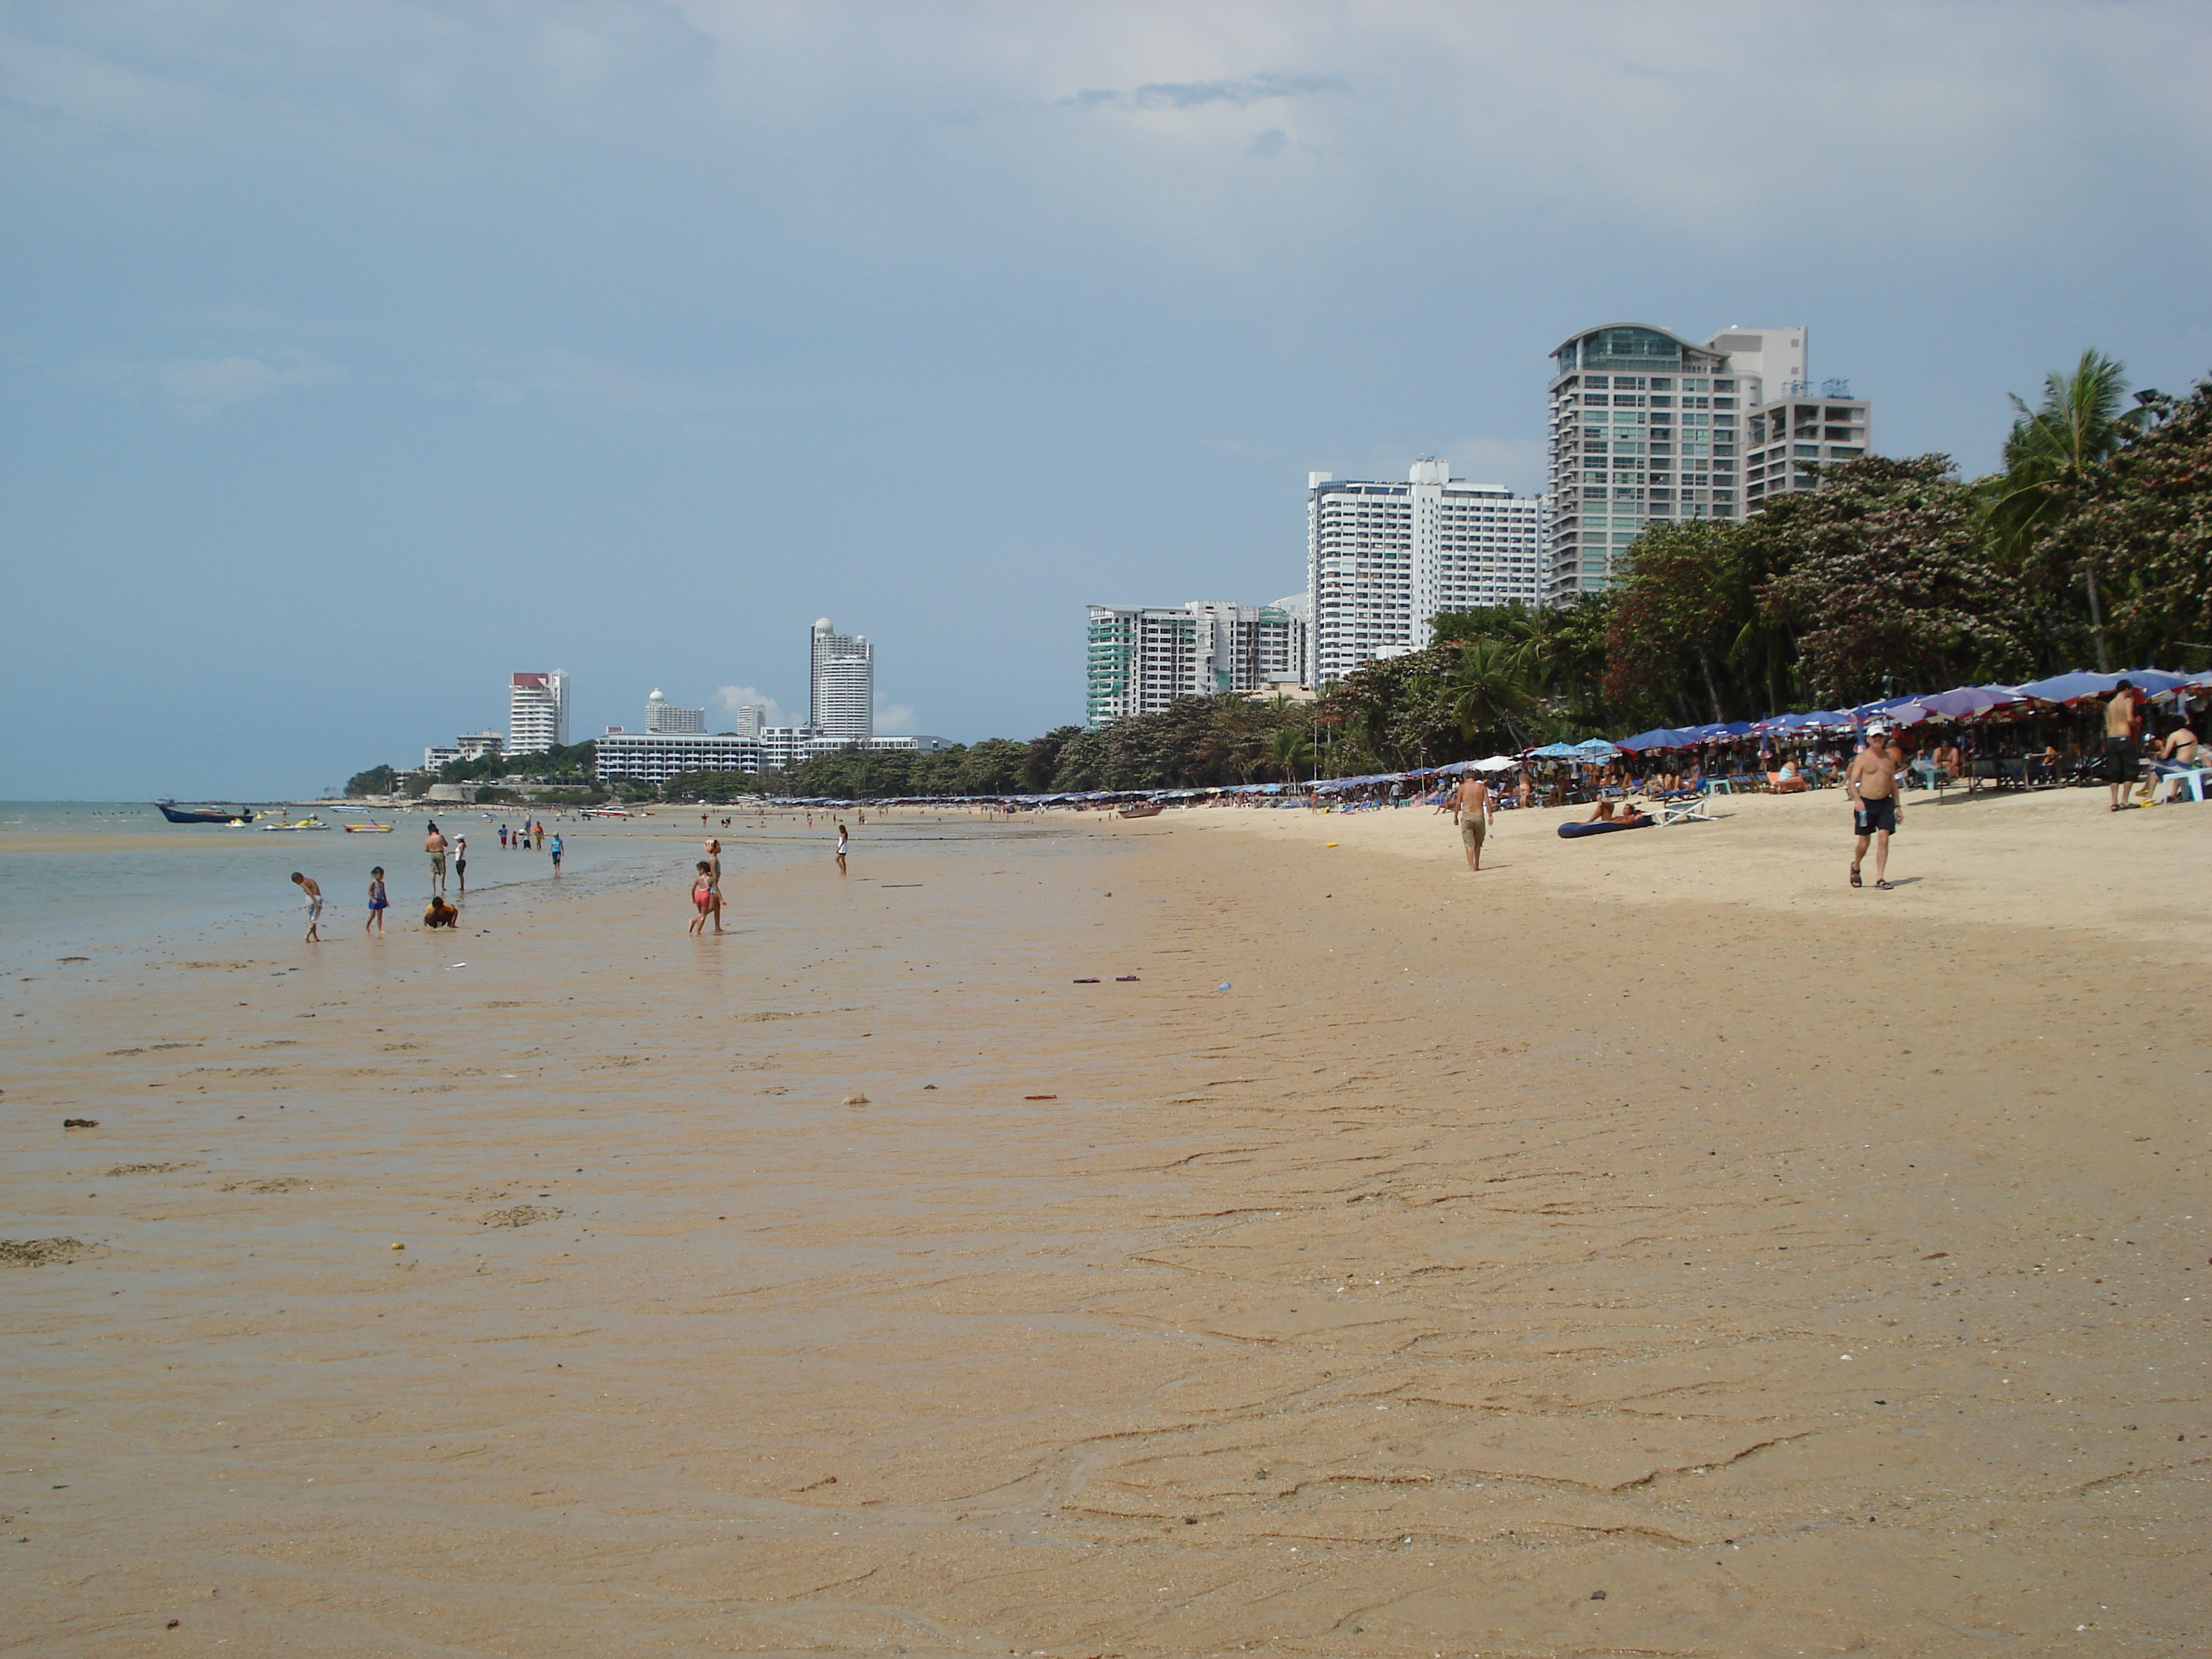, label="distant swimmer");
[291,871,323,942]
[1452,771,1491,873]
